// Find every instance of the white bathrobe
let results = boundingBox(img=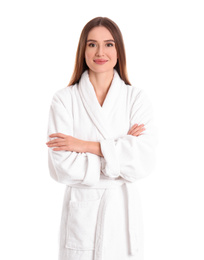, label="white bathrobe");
[47,69,157,260]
